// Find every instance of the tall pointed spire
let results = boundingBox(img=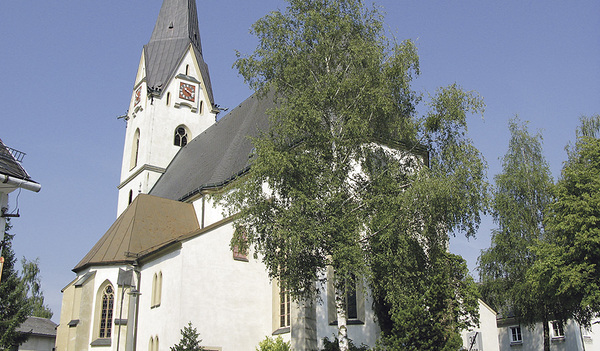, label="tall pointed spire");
[143,0,213,104]
[149,0,202,54]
